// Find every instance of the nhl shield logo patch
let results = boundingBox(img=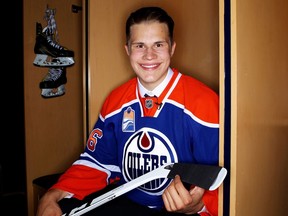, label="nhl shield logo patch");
[145,99,153,109]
